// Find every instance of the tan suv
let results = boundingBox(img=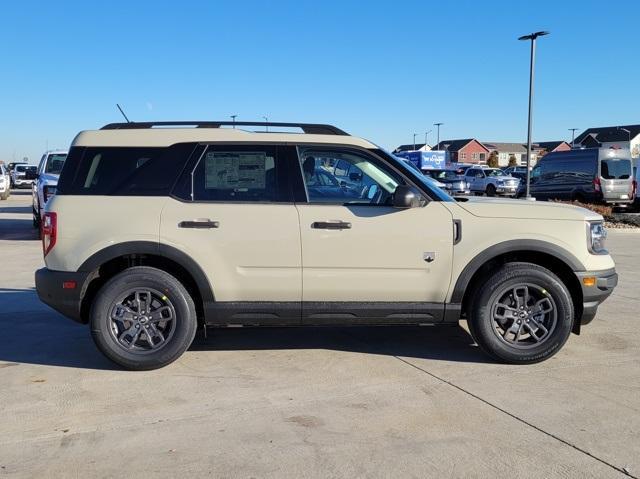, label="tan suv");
[35,121,618,370]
